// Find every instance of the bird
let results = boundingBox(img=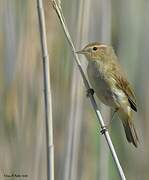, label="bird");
[76,42,139,147]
